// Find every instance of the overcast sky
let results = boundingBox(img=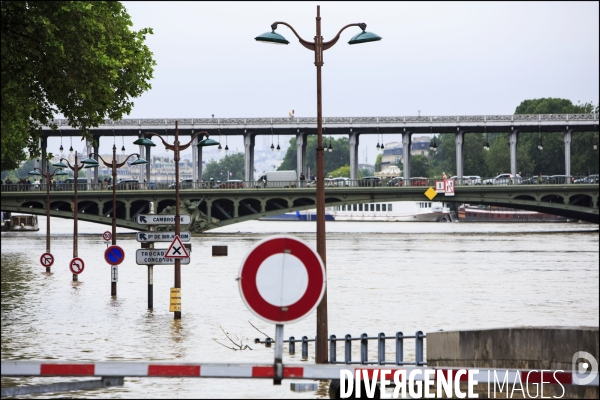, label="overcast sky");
[52,1,599,163]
